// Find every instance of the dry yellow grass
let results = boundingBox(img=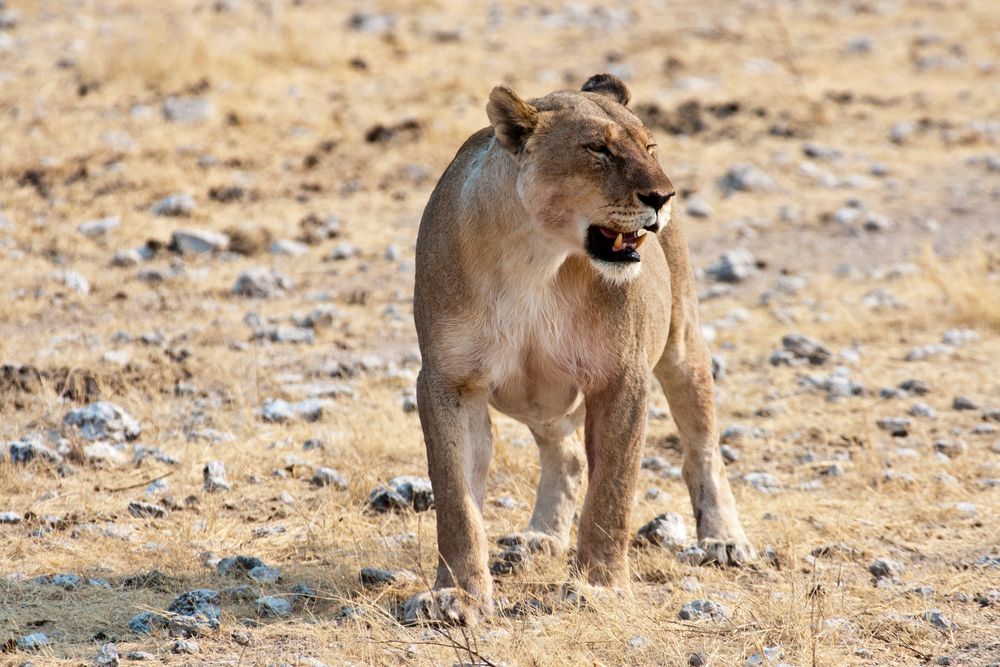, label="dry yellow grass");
[2,0,999,665]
